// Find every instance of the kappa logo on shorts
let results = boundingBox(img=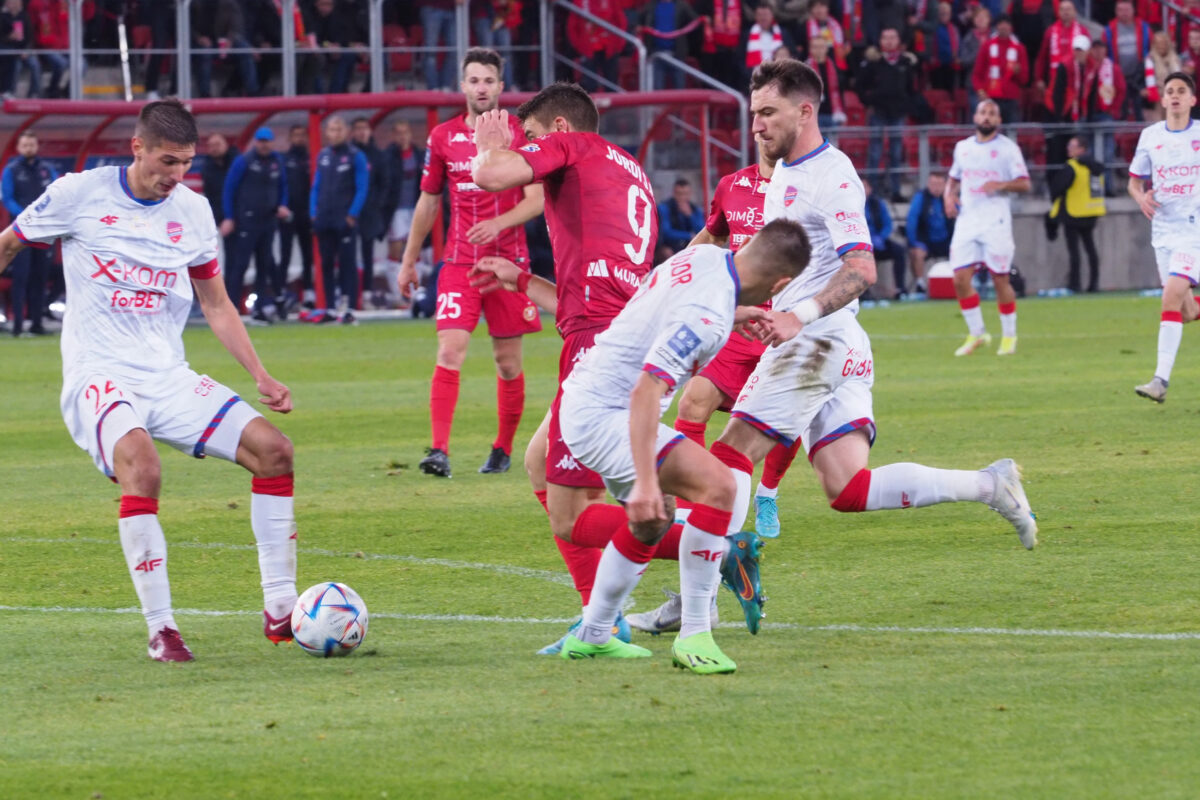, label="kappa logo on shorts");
[667,325,701,358]
[166,221,183,244]
[555,454,581,471]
